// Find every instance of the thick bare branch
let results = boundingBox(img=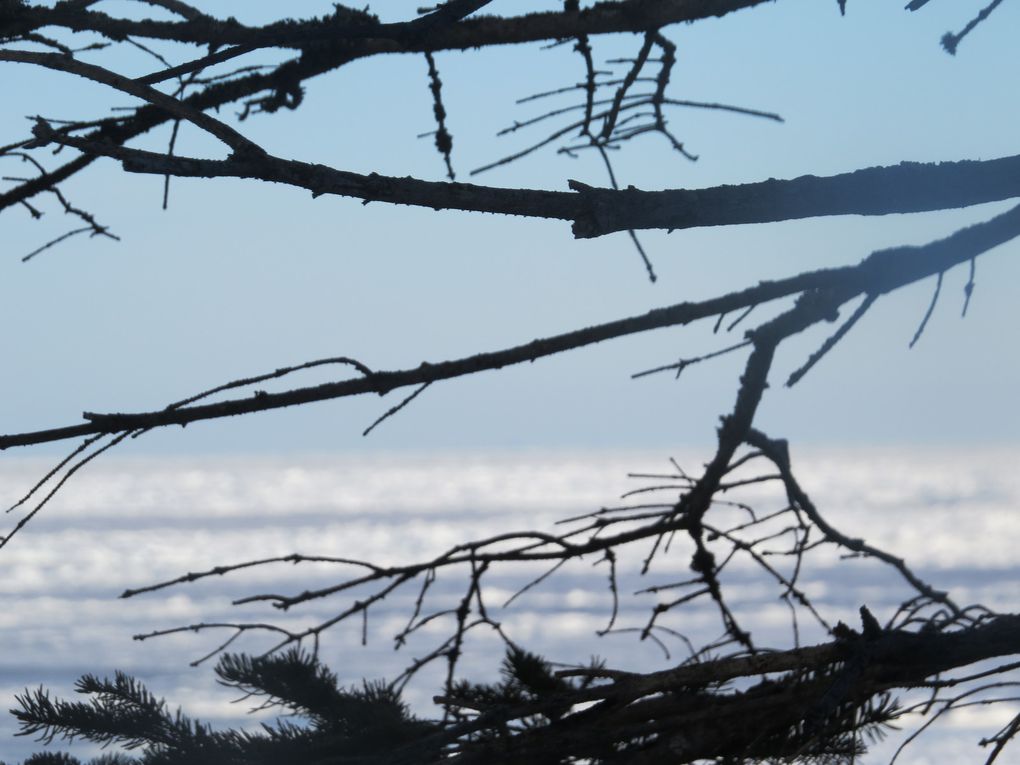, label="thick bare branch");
[63,140,1020,237]
[2,1,768,50]
[567,154,1020,237]
[489,615,1020,763]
